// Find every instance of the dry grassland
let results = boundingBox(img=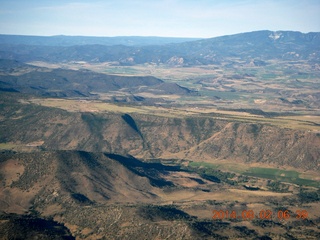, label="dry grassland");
[27,60,320,116]
[158,188,291,204]
[26,98,320,131]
